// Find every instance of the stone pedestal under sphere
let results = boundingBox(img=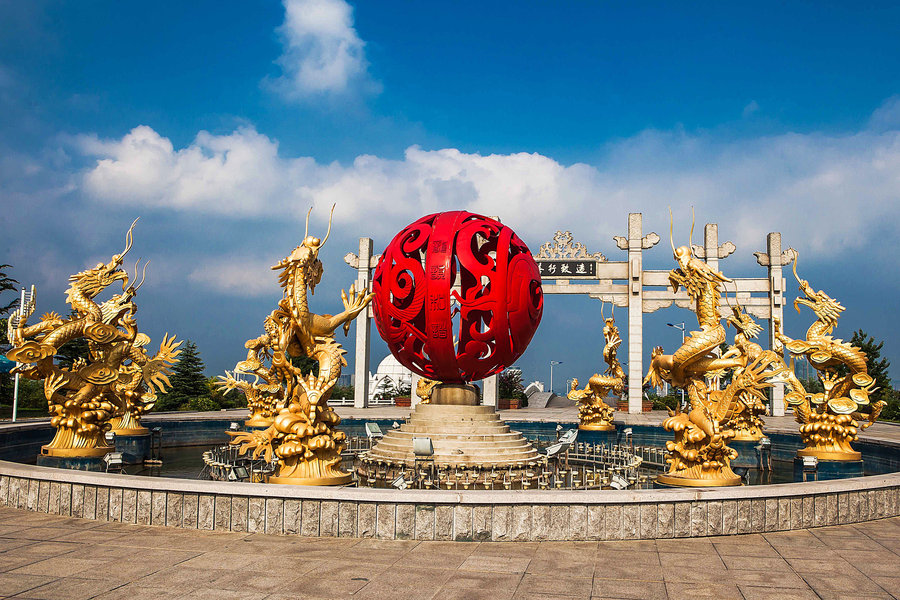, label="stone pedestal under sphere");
[365,403,540,467]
